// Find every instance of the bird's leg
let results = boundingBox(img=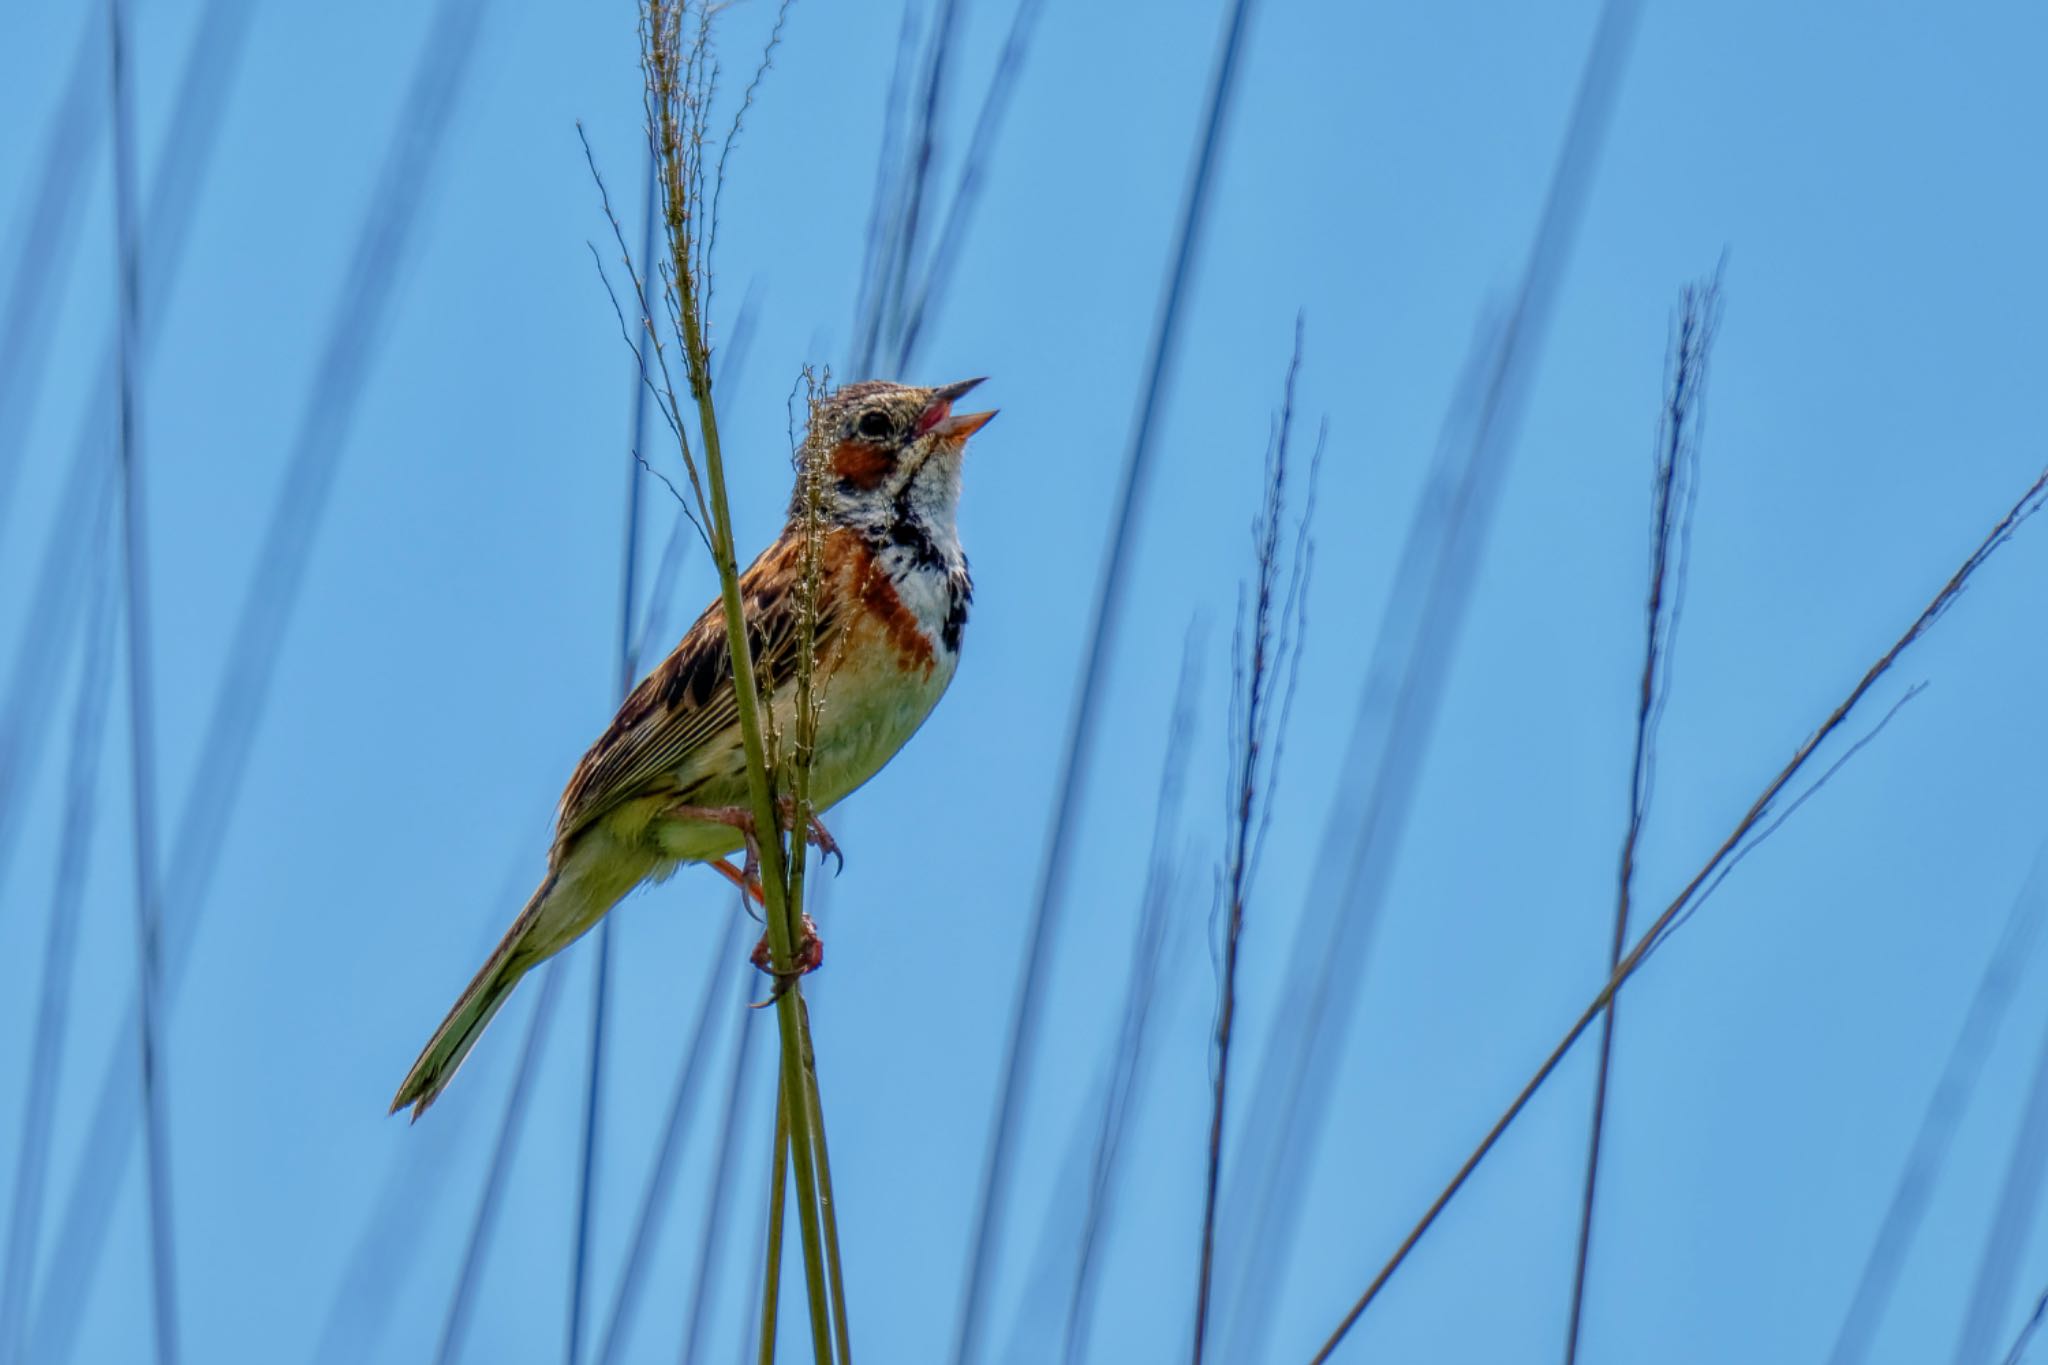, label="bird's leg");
[669,799,842,874]
[705,858,766,918]
[749,911,824,1005]
[667,802,758,836]
[666,801,765,880]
